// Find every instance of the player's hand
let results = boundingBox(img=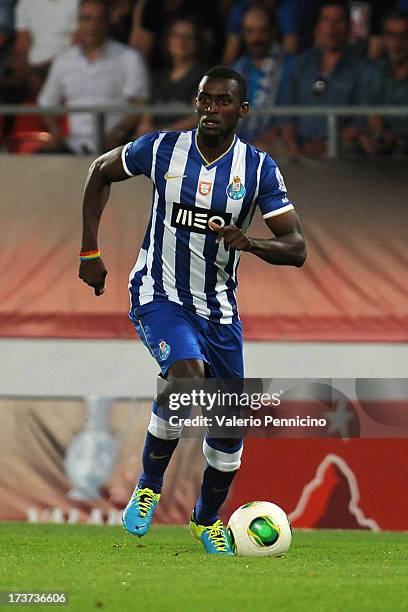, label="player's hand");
[209,221,251,252]
[78,258,108,296]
